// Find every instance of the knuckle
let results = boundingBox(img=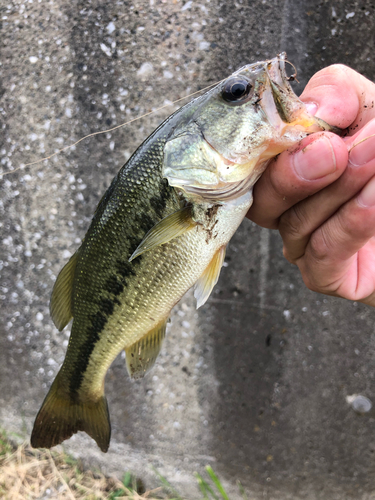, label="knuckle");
[295,260,320,292]
[302,275,320,293]
[304,272,340,297]
[338,211,358,238]
[279,204,308,240]
[308,211,352,262]
[282,245,295,264]
[298,260,330,295]
[332,209,360,246]
[308,229,331,262]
